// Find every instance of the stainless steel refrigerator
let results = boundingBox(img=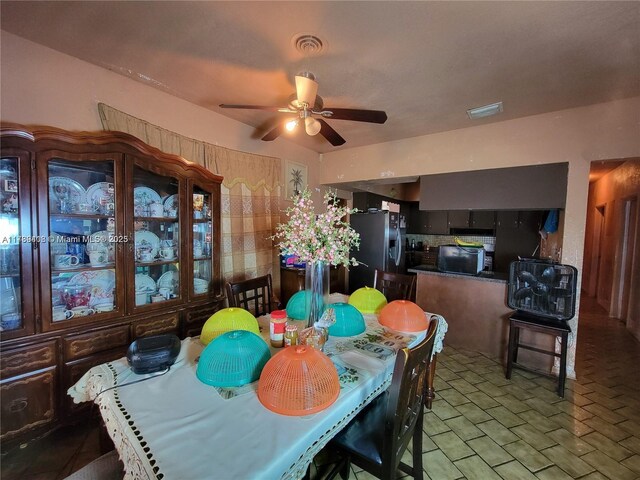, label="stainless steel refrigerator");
[349,211,406,292]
